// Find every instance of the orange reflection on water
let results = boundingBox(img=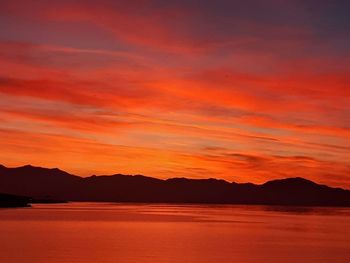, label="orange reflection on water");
[0,203,350,263]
